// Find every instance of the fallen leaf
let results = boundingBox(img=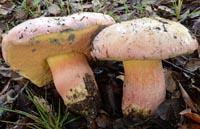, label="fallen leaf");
[180,108,200,123]
[0,1,15,15]
[155,99,183,121]
[47,4,61,15]
[193,17,200,43]
[15,9,29,20]
[164,70,177,93]
[198,47,200,58]
[178,82,198,112]
[116,75,124,81]
[185,58,200,72]
[0,89,15,105]
[192,84,200,92]
[95,113,113,128]
[156,5,175,16]
[141,0,157,5]
[0,81,9,96]
[0,0,8,4]
[179,124,200,129]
